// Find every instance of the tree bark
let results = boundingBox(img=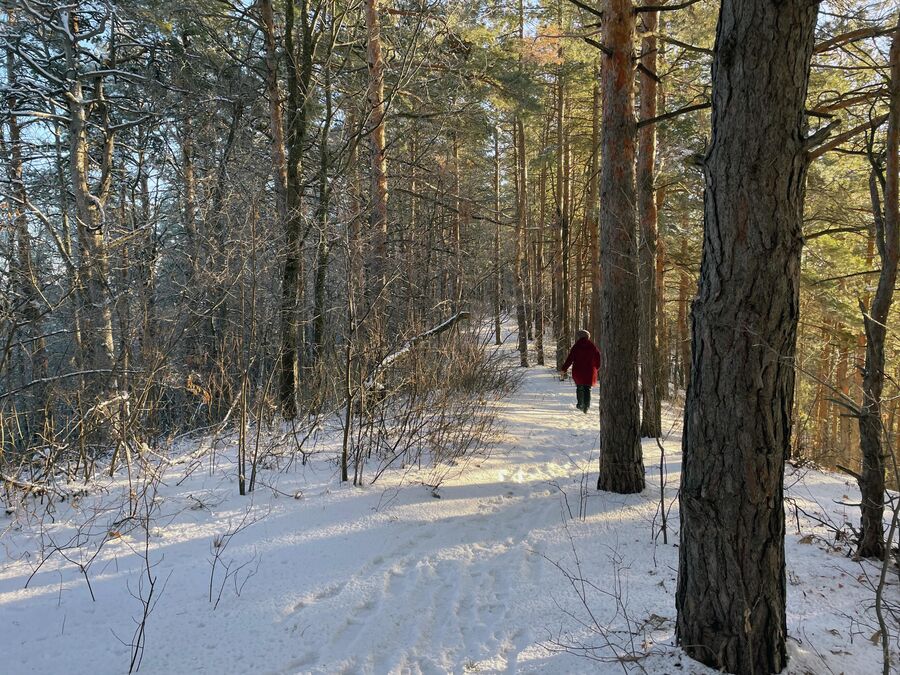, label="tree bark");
[857,23,899,557]
[597,0,644,494]
[536,118,549,365]
[258,0,288,220]
[494,128,503,346]
[279,0,317,418]
[555,66,571,369]
[313,57,334,359]
[515,118,530,367]
[638,3,661,438]
[675,1,818,671]
[4,20,48,434]
[365,0,389,299]
[452,132,463,307]
[656,184,669,399]
[677,235,691,388]
[63,10,118,406]
[513,0,528,366]
[589,65,602,343]
[814,324,832,454]
[534,200,545,364]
